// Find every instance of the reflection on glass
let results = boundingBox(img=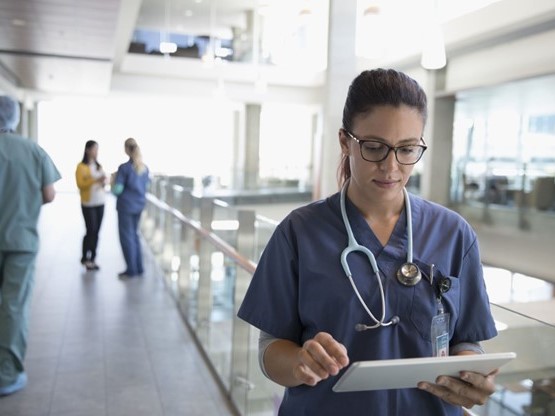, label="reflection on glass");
[478,305,555,416]
[207,251,235,390]
[452,75,555,213]
[484,266,554,306]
